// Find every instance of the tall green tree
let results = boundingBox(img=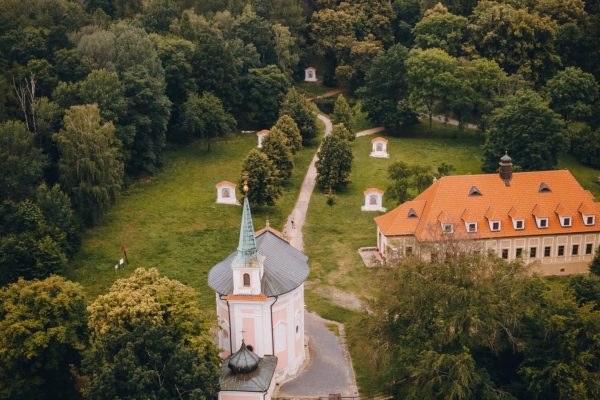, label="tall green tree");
[272,114,302,153]
[332,94,353,132]
[84,268,220,400]
[412,3,467,56]
[240,149,282,206]
[545,67,599,123]
[0,276,87,400]
[54,105,124,226]
[261,128,294,181]
[405,47,457,131]
[179,92,237,148]
[280,88,318,144]
[0,120,48,201]
[315,130,353,189]
[482,90,565,172]
[359,43,418,130]
[591,246,600,276]
[35,183,80,256]
[244,64,289,127]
